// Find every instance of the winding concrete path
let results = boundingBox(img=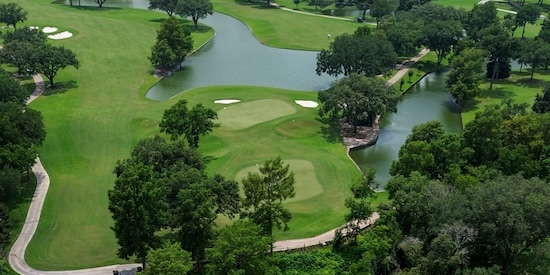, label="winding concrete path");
[10,47,430,273]
[270,2,377,26]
